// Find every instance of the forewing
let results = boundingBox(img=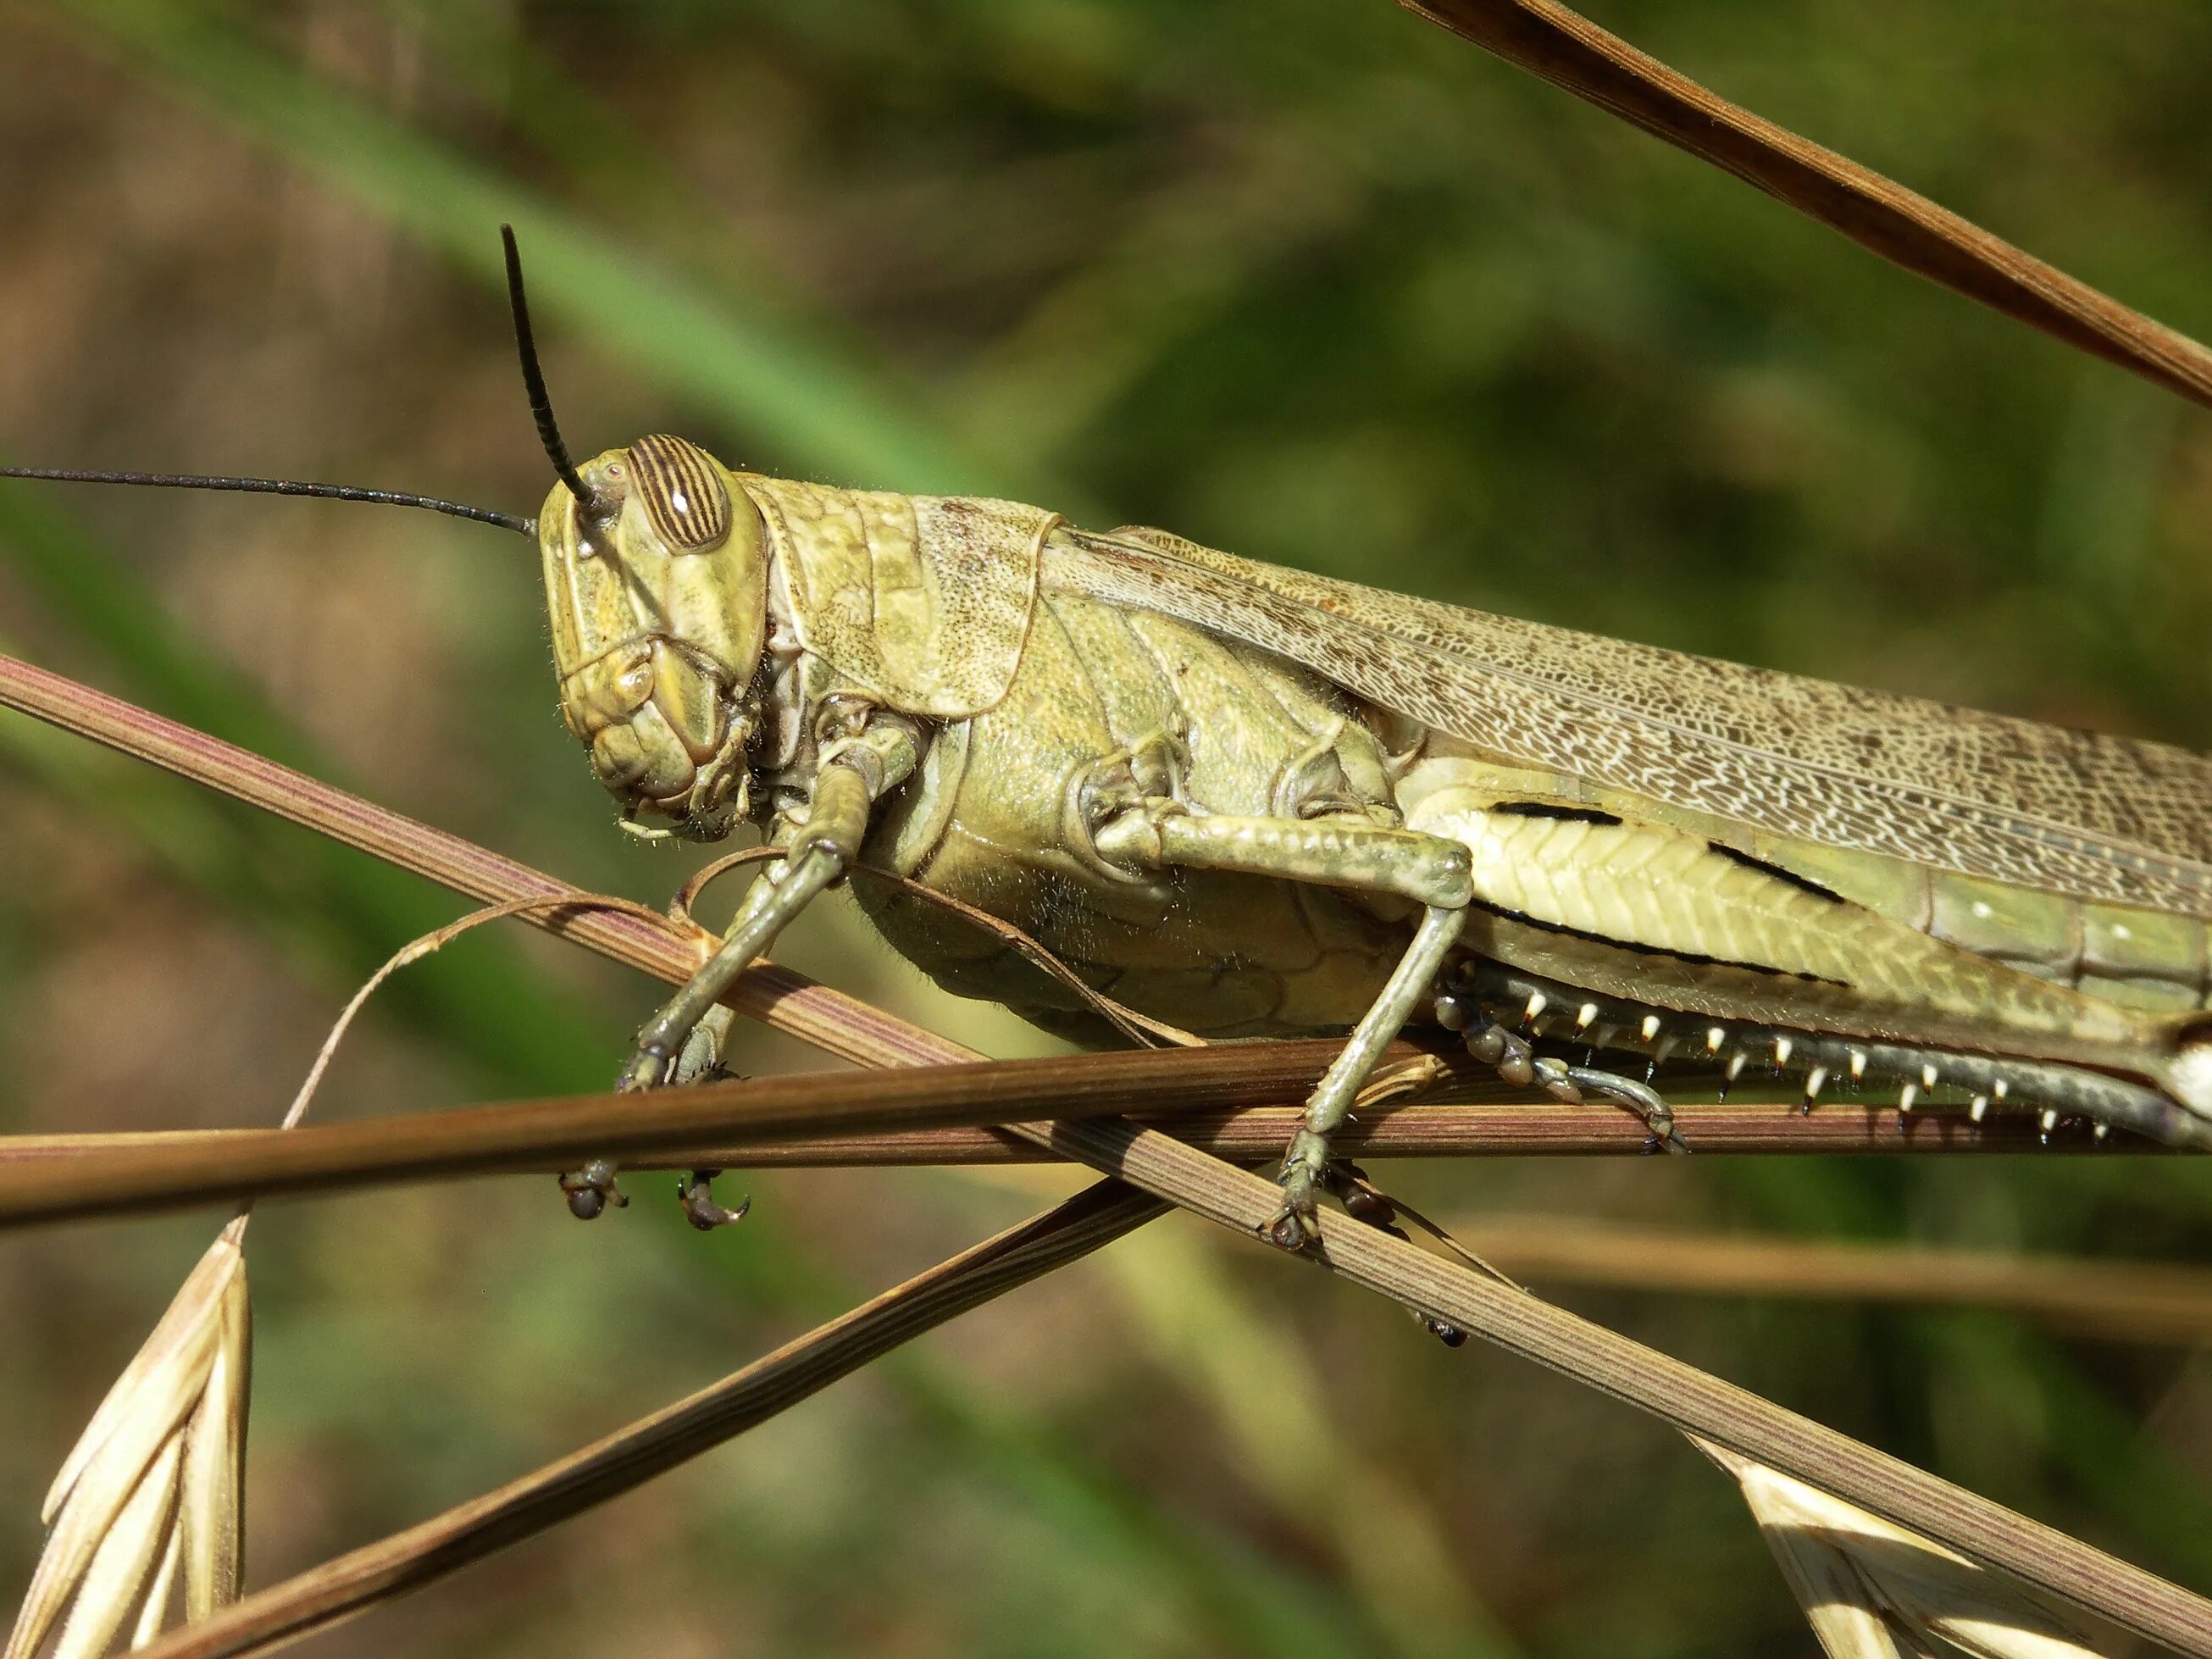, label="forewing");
[1045,526,2212,916]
